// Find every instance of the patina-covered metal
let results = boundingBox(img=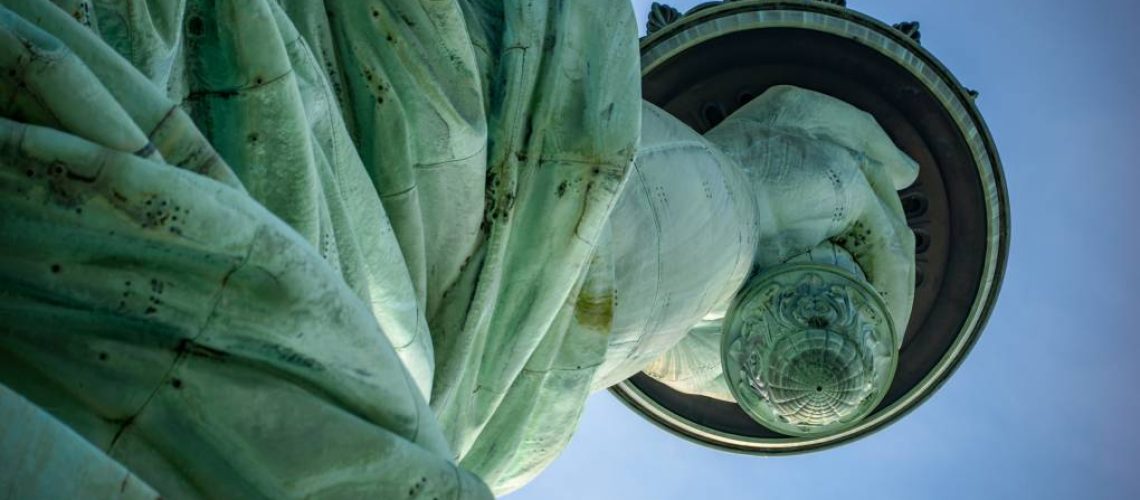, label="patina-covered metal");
[0,0,1004,496]
[614,0,1009,454]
